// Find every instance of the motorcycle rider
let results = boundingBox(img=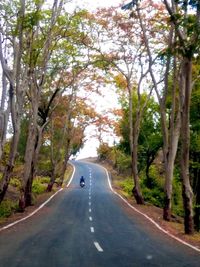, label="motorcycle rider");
[80,175,85,186]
